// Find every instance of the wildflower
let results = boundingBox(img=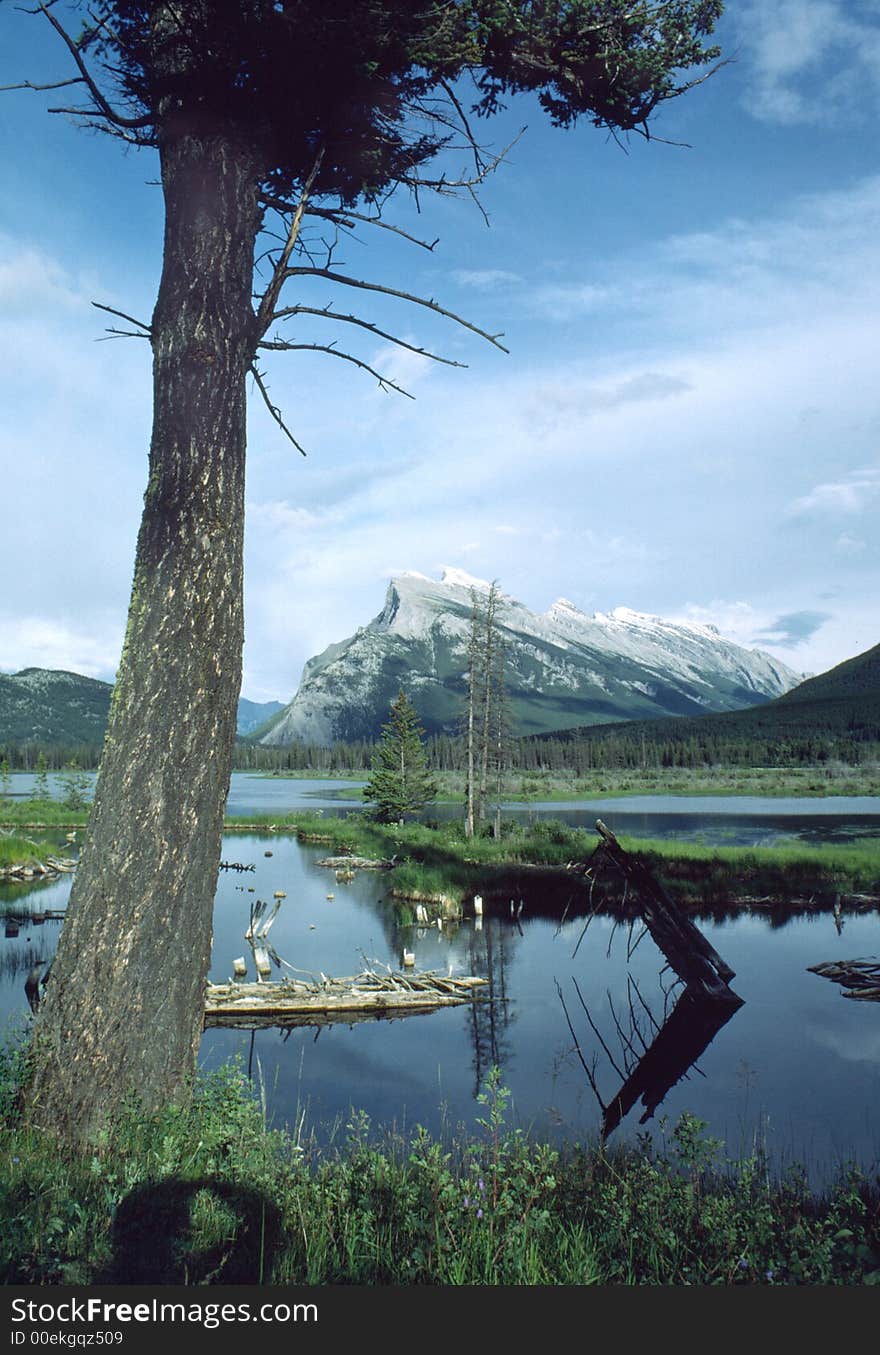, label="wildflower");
[477,1208,483,1220]
[765,1270,774,1282]
[478,1178,485,1193]
[738,1258,748,1271]
[463,1196,470,1208]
